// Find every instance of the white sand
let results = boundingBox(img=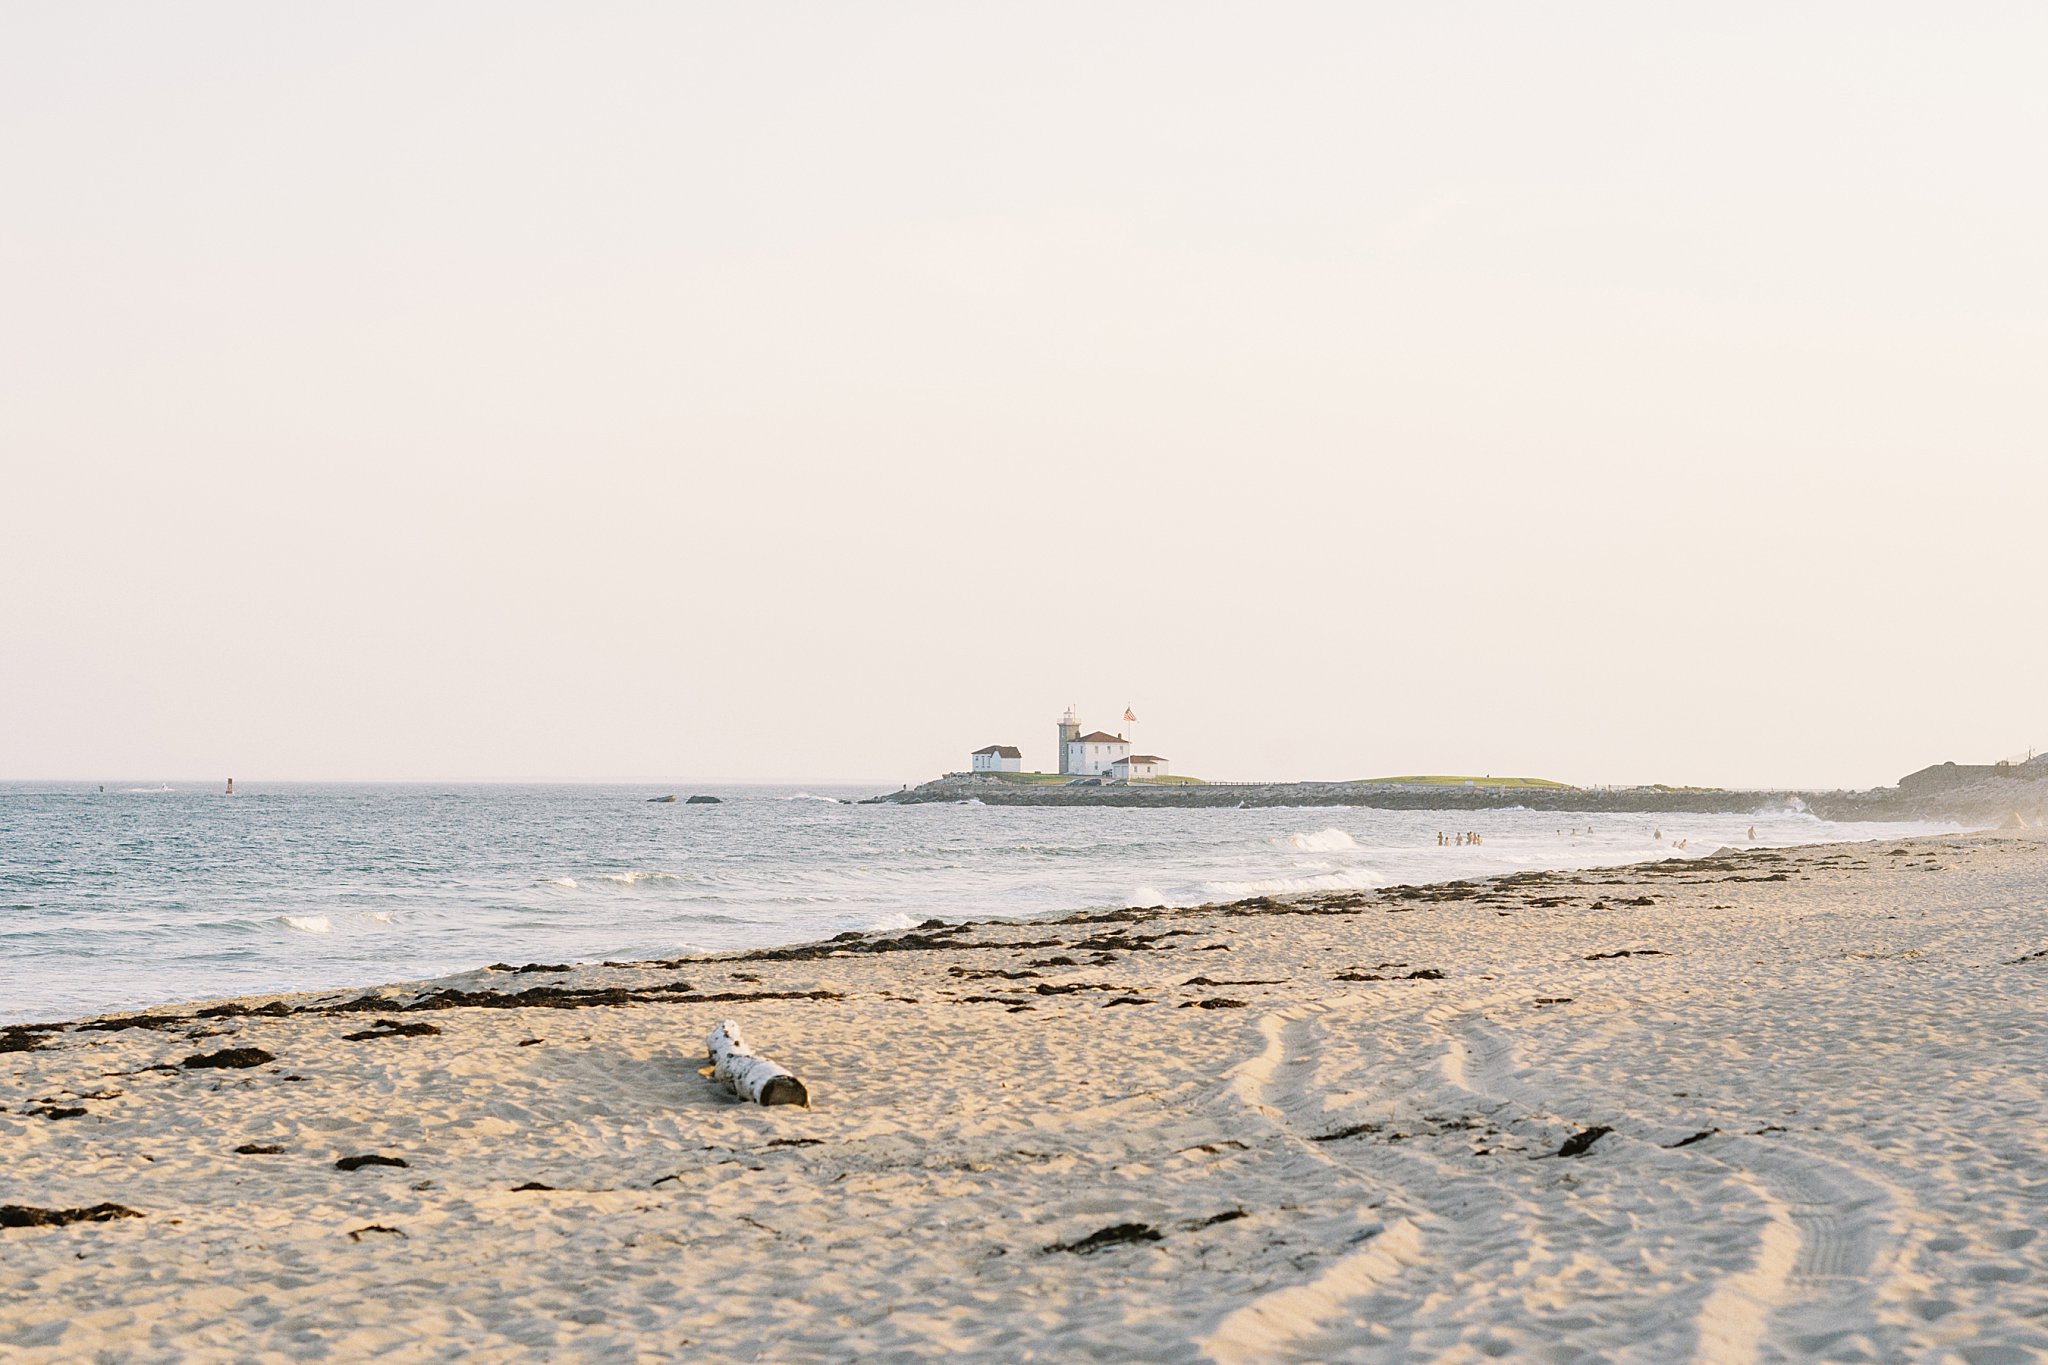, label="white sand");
[4,833,2046,1362]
